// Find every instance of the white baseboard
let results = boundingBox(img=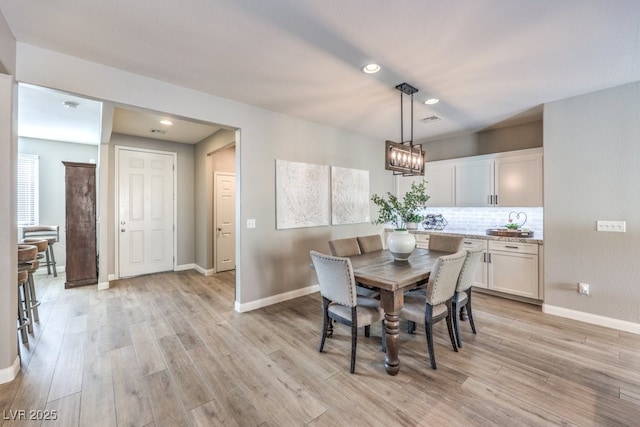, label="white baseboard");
[0,357,20,384]
[108,274,117,281]
[175,263,195,272]
[97,281,110,290]
[543,304,640,335]
[193,264,215,276]
[235,284,320,313]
